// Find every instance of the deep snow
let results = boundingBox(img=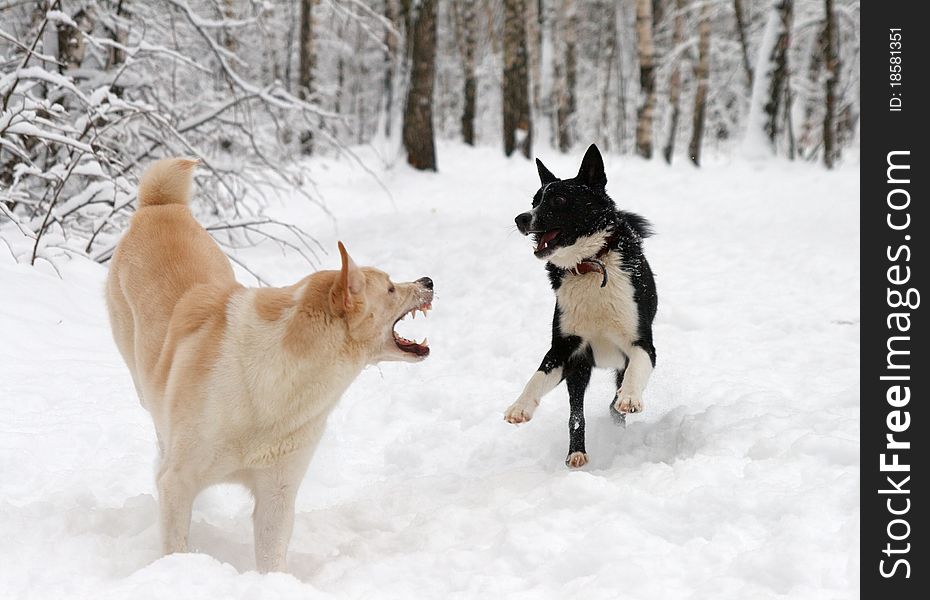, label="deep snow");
[0,144,859,599]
